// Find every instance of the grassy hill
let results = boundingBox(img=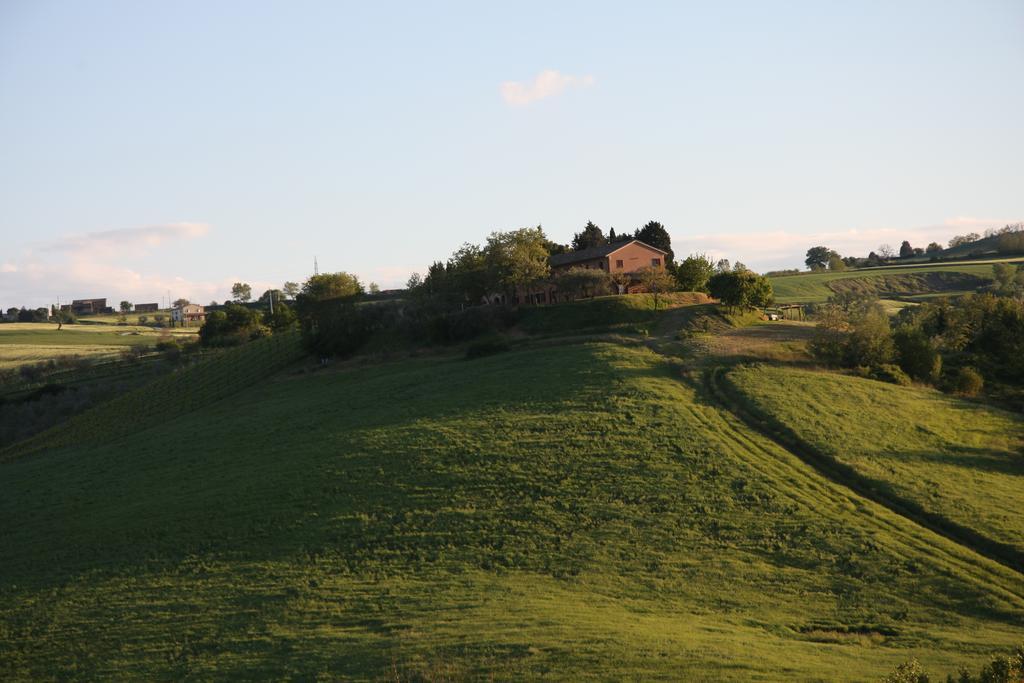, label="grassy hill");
[3,336,1023,680]
[0,322,195,370]
[768,259,1023,304]
[725,365,1024,564]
